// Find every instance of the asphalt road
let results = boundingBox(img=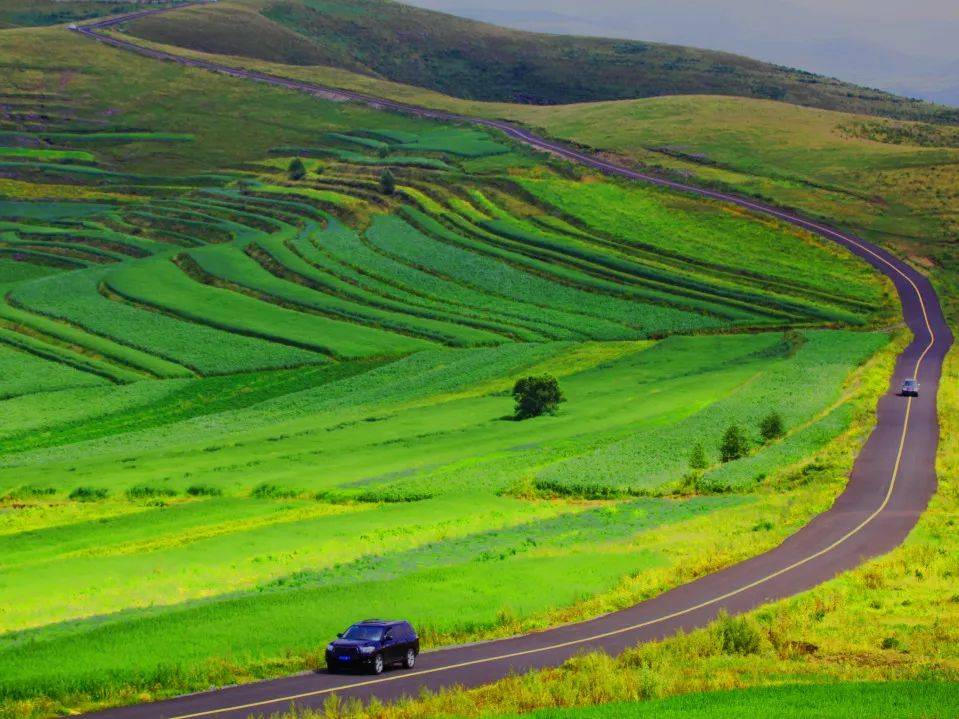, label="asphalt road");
[74,9,953,719]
